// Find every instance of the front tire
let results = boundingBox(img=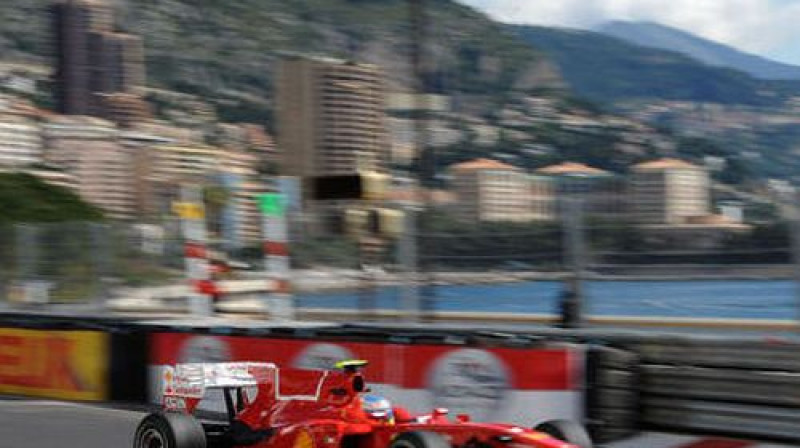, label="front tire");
[535,420,593,448]
[134,412,206,448]
[389,432,449,448]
